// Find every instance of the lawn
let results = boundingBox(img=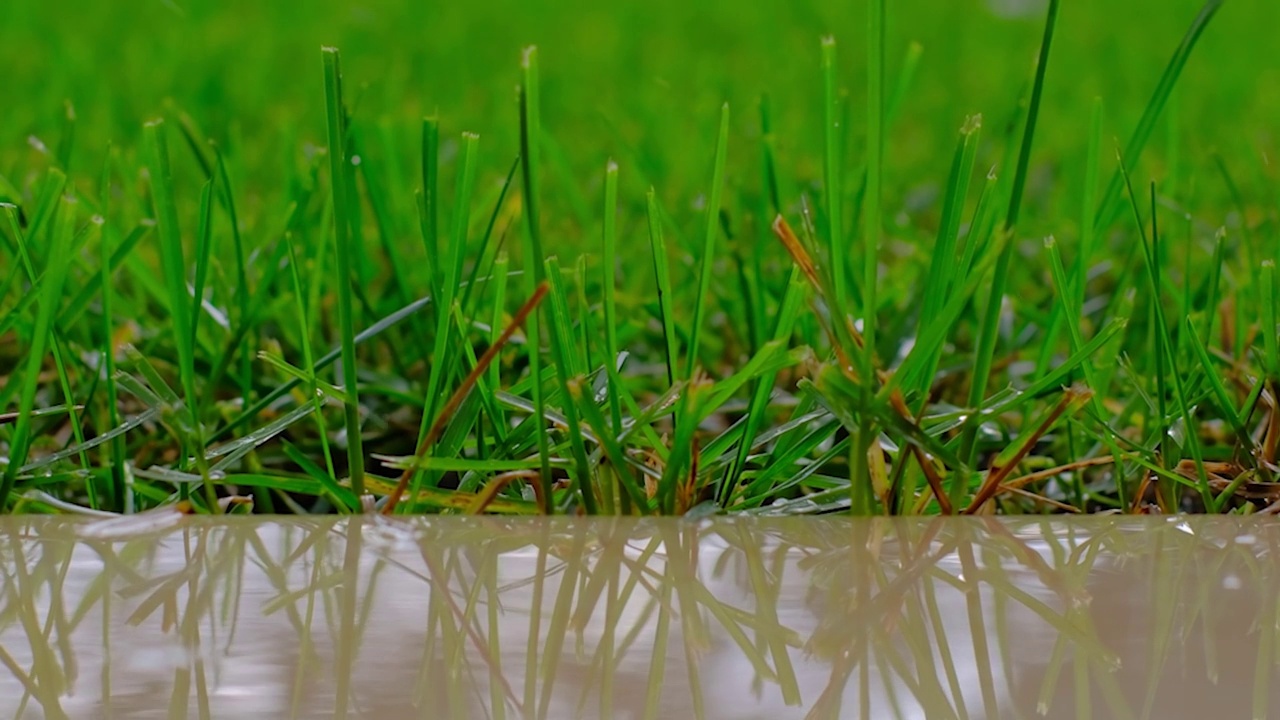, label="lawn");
[1,0,1278,516]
